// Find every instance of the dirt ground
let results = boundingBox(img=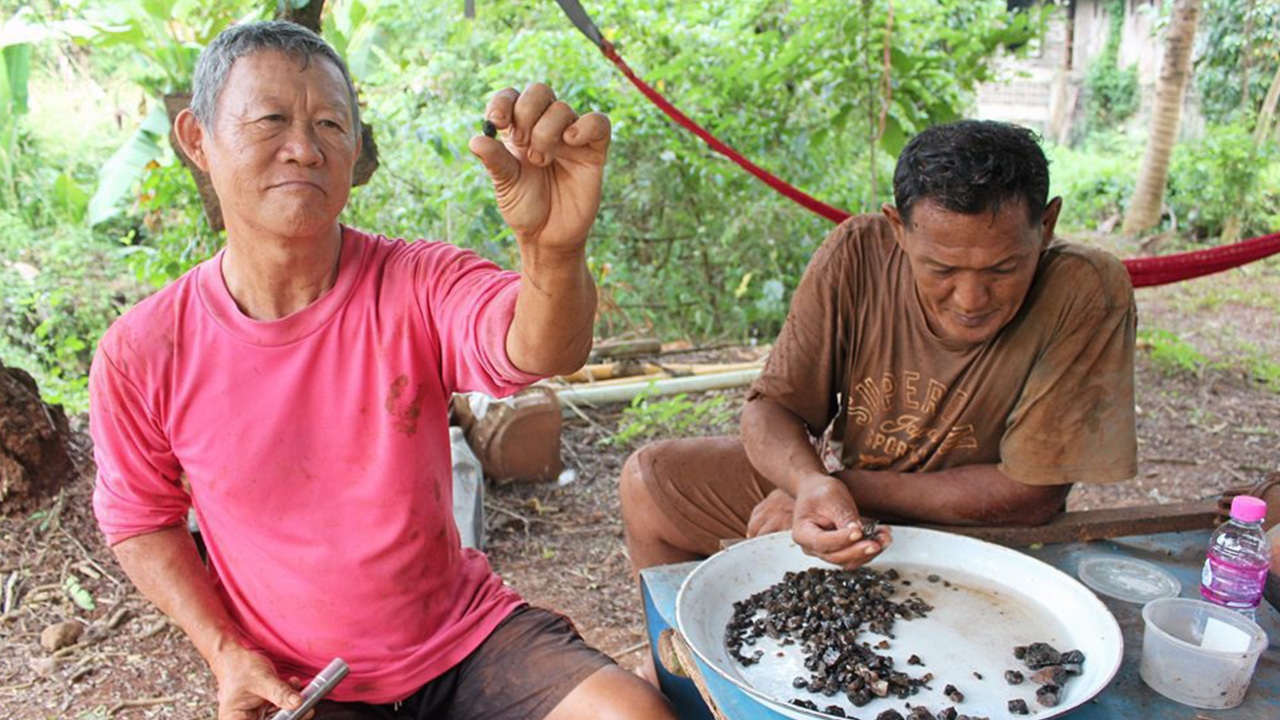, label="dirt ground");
[1,250,1277,720]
